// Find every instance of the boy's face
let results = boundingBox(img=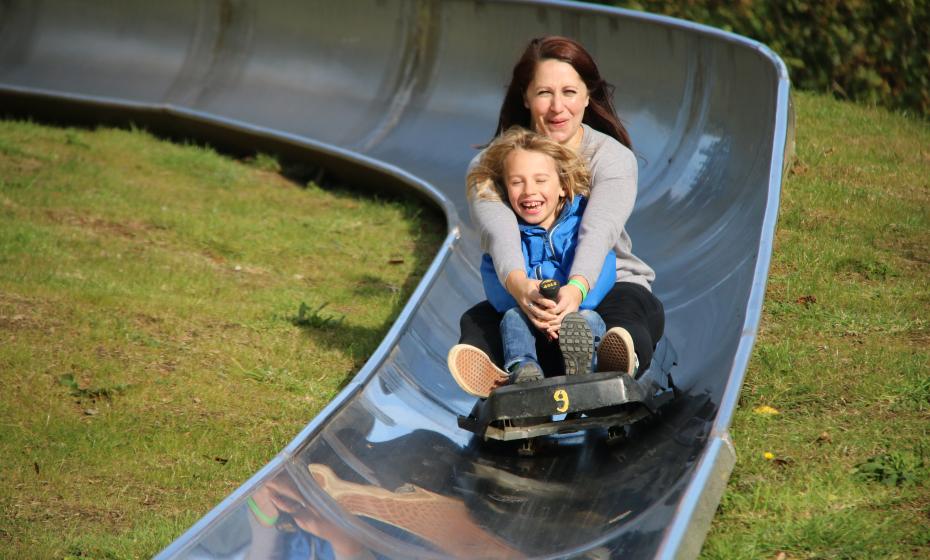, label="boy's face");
[504,148,565,230]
